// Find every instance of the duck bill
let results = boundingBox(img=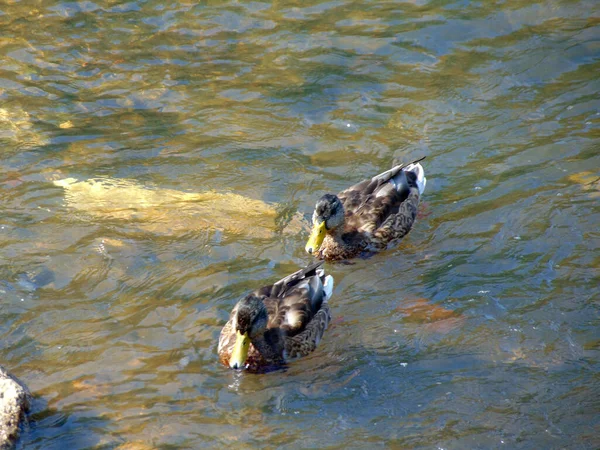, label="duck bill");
[229,331,250,370]
[305,221,326,254]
